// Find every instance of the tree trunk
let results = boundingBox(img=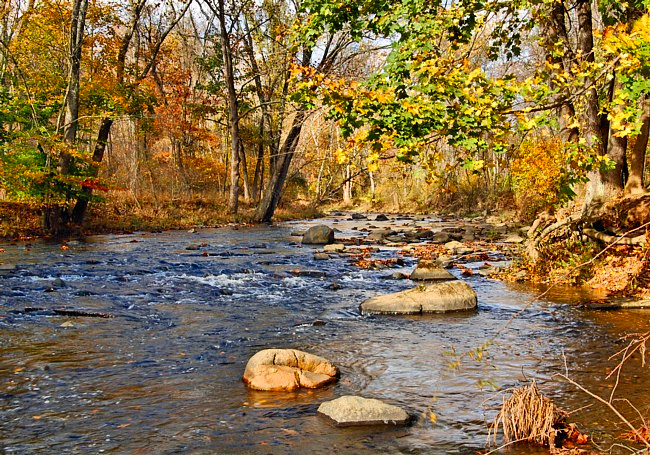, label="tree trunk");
[602,76,628,194]
[255,110,305,222]
[217,0,241,214]
[239,142,251,202]
[576,0,610,210]
[543,0,578,144]
[71,117,113,223]
[626,96,650,195]
[343,164,352,203]
[43,0,88,233]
